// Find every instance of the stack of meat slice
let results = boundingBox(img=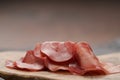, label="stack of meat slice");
[6,41,120,75]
